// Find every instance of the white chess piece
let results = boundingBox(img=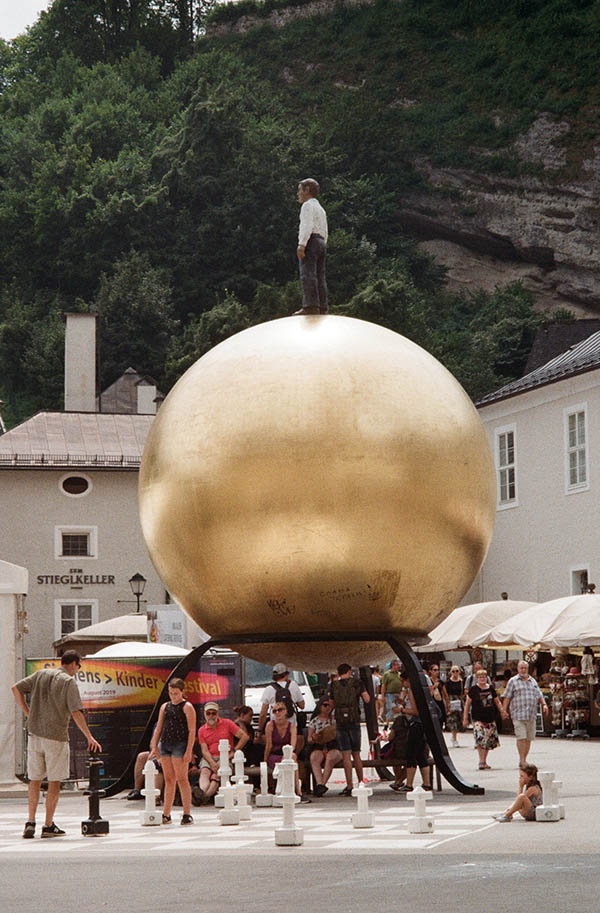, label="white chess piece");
[407,786,434,833]
[551,778,565,819]
[273,762,284,807]
[140,759,161,826]
[233,749,252,820]
[255,761,273,807]
[535,770,561,822]
[351,783,374,829]
[214,739,232,809]
[274,745,303,846]
[218,782,240,826]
